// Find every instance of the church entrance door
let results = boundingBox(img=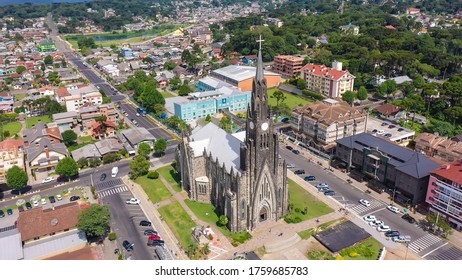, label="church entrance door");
[259,206,268,222]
